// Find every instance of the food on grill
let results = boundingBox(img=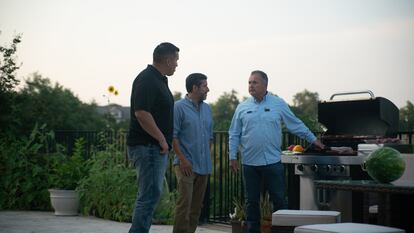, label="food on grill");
[365,147,405,183]
[287,145,295,151]
[293,145,304,152]
[330,147,354,154]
